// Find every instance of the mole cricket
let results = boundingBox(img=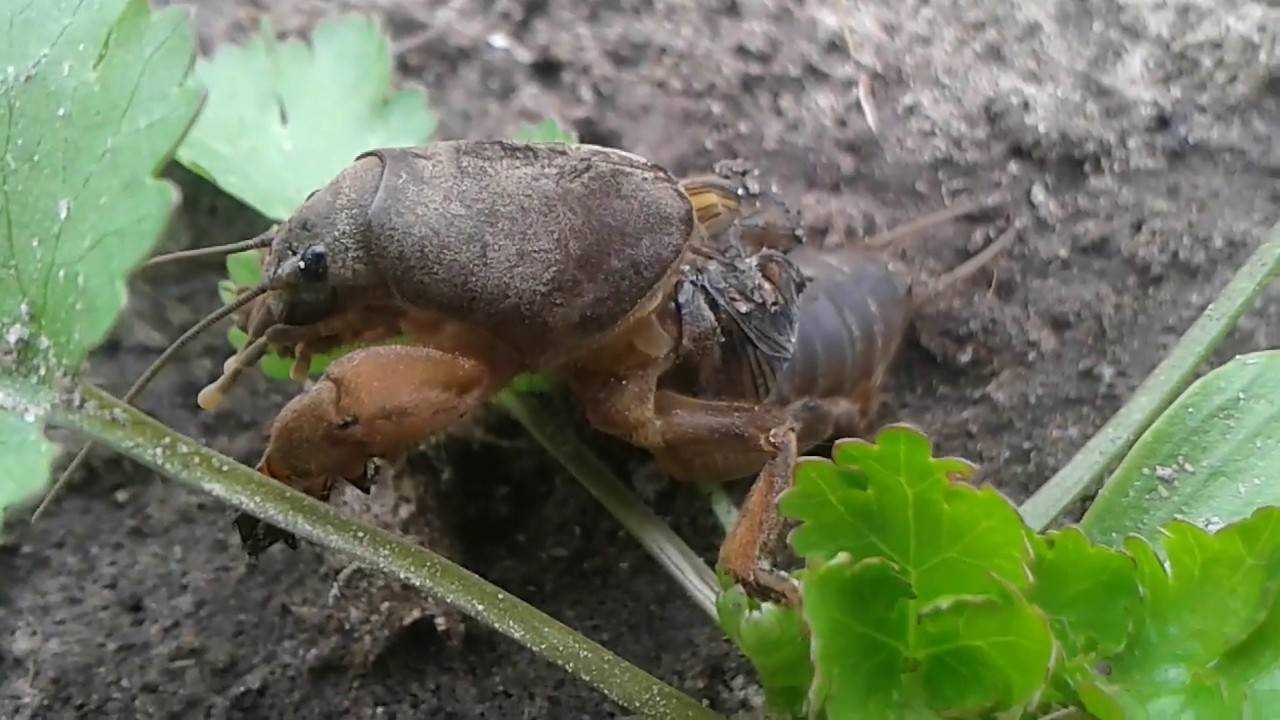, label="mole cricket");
[121,141,1011,598]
